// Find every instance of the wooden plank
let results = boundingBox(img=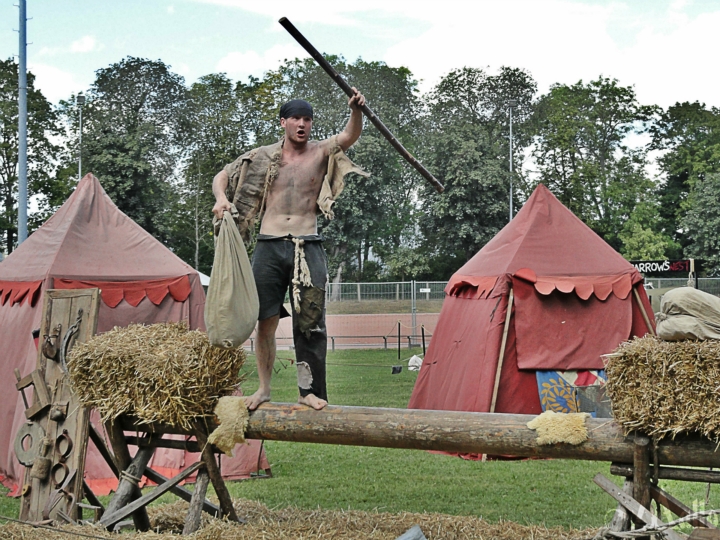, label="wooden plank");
[612,463,720,484]
[609,479,633,532]
[101,442,158,530]
[489,289,513,414]
[104,420,152,531]
[126,435,201,453]
[89,424,119,477]
[194,424,242,523]
[690,529,720,539]
[594,474,683,540]
[651,484,716,529]
[144,466,220,518]
[182,466,210,535]
[100,461,203,529]
[633,436,651,510]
